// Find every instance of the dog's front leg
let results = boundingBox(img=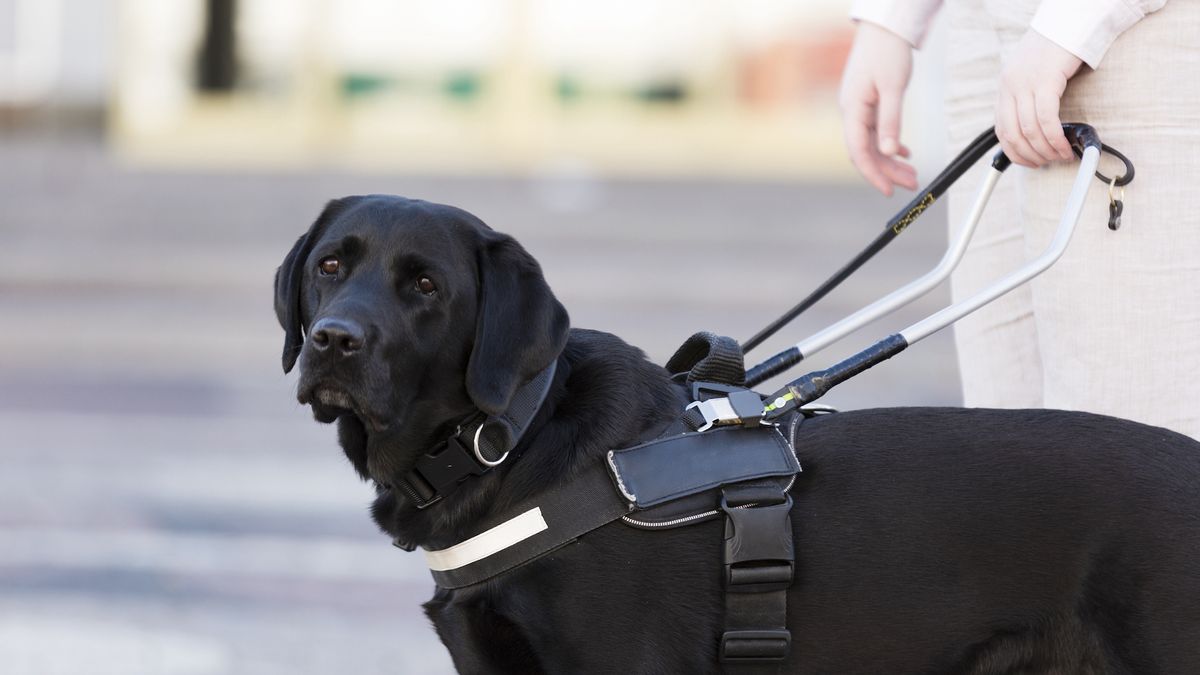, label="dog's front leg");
[425,590,548,675]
